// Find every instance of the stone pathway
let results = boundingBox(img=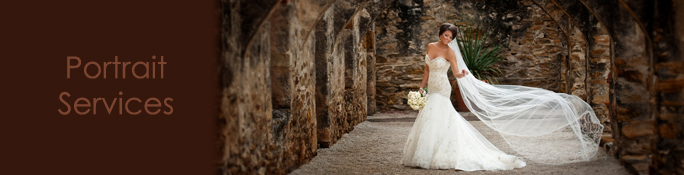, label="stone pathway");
[290,111,629,175]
